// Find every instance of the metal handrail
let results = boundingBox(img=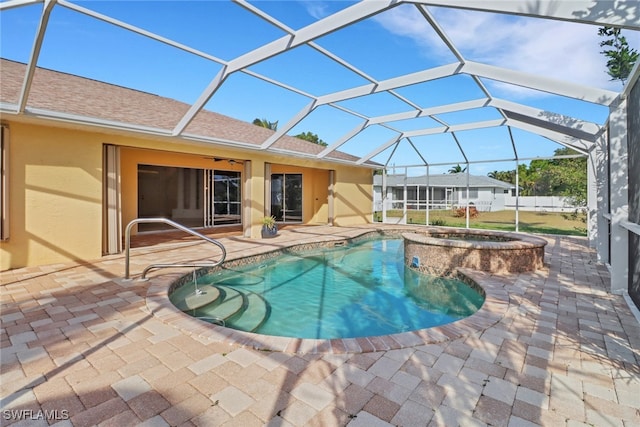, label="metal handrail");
[124,218,226,280]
